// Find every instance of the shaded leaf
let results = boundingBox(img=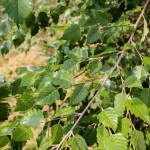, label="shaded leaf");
[70,135,88,150]
[65,46,88,62]
[70,85,89,105]
[86,26,101,44]
[139,88,150,107]
[16,92,35,111]
[92,10,112,26]
[61,24,81,42]
[98,107,118,132]
[36,84,60,106]
[12,125,33,141]
[88,60,102,74]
